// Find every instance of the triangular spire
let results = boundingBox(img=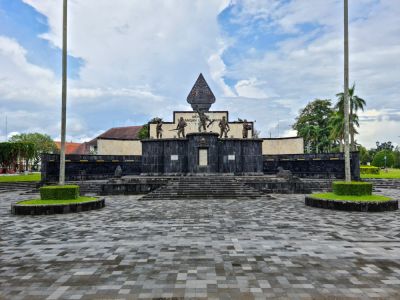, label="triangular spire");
[187,73,216,112]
